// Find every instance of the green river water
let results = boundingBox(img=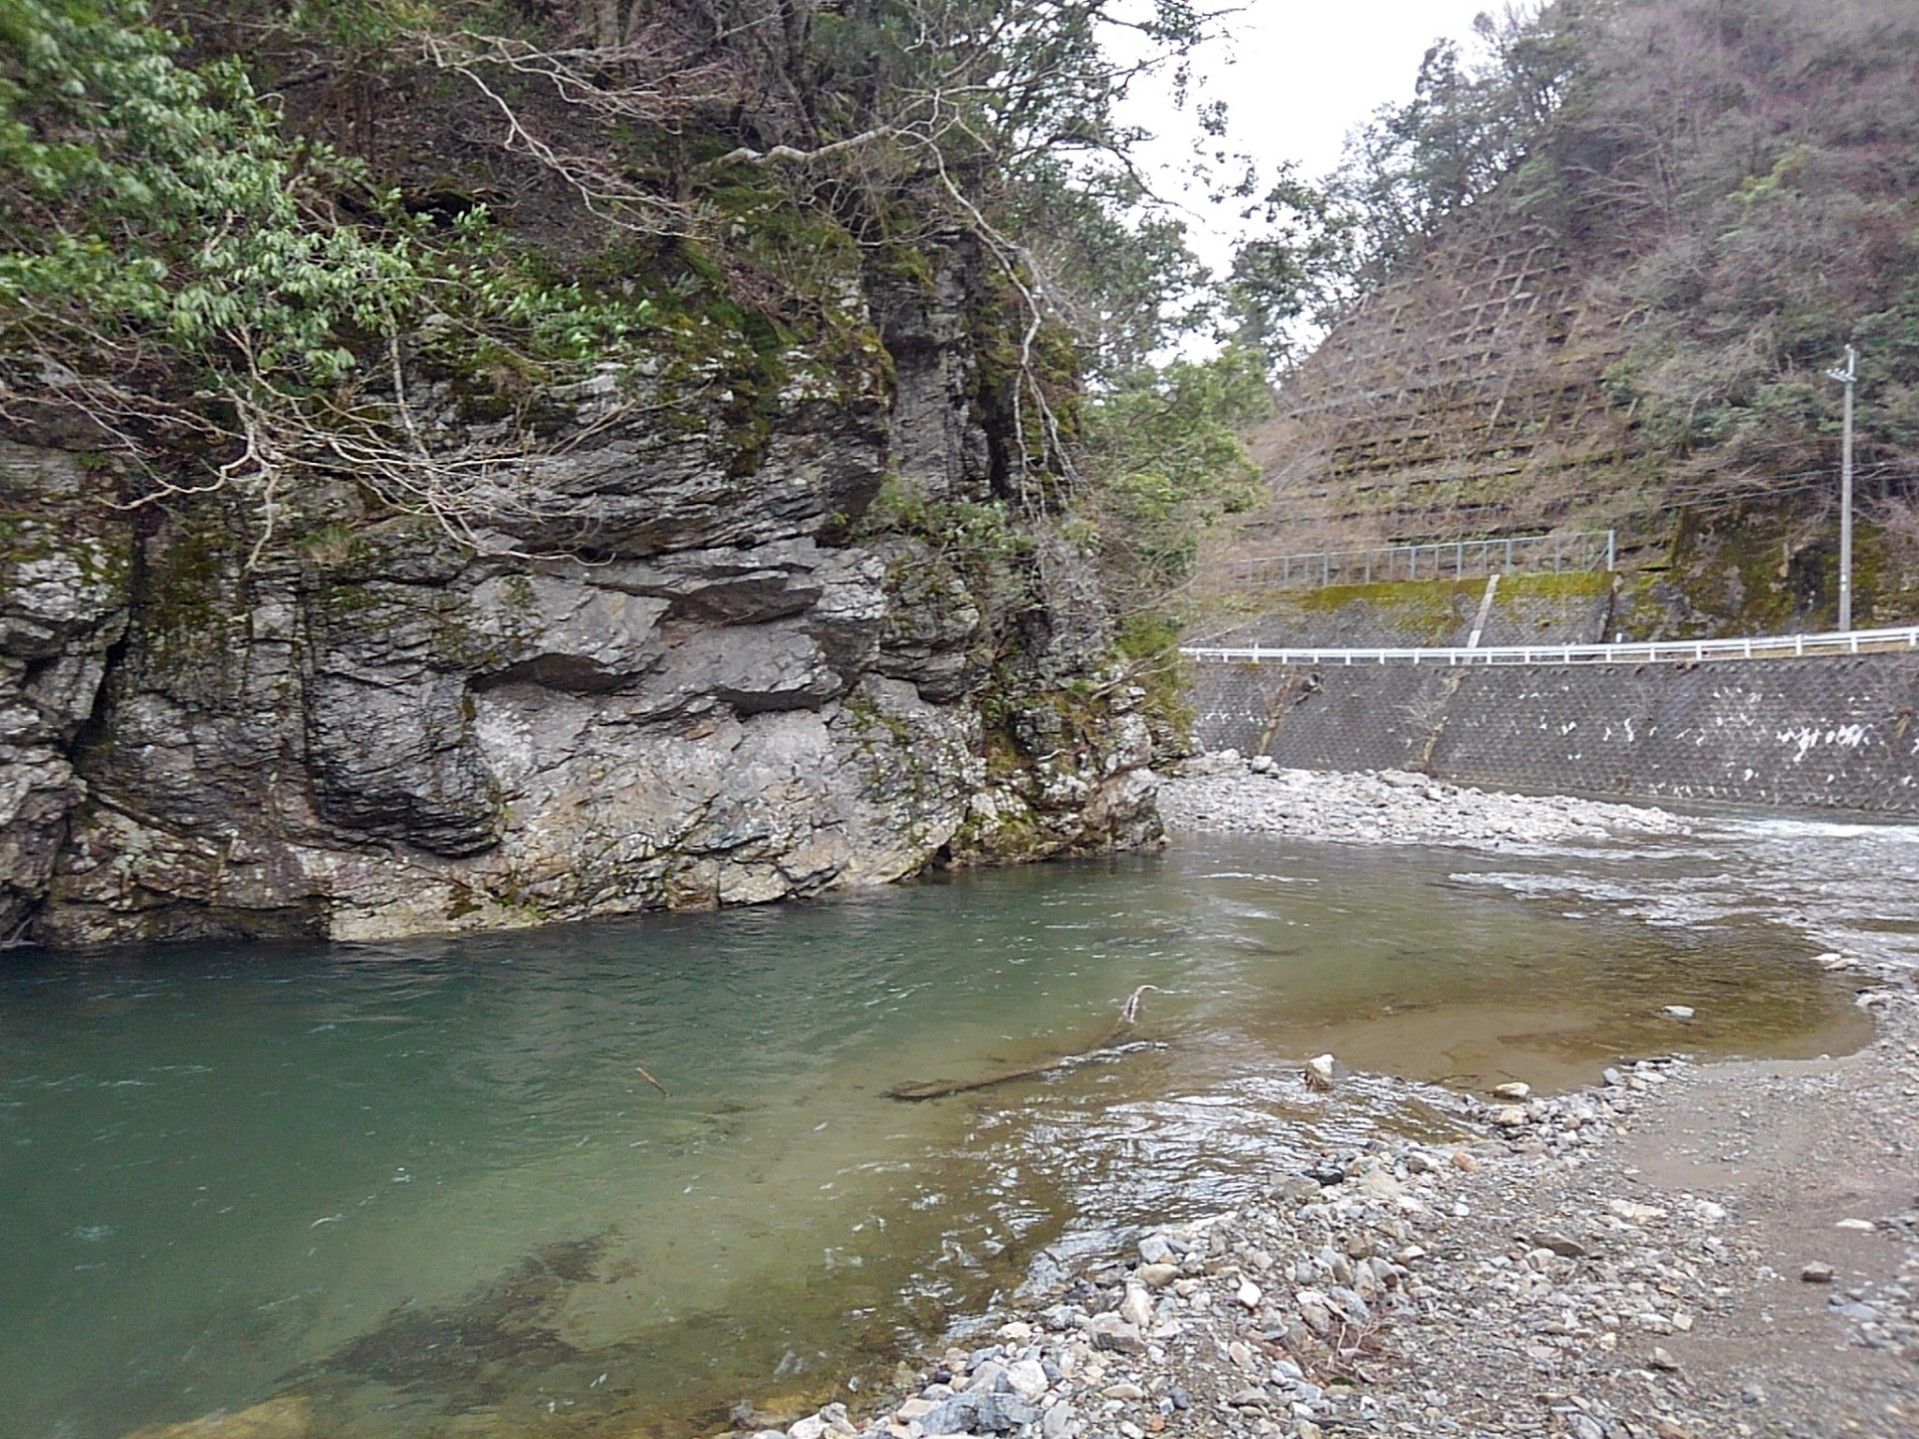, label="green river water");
[0,835,1870,1439]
